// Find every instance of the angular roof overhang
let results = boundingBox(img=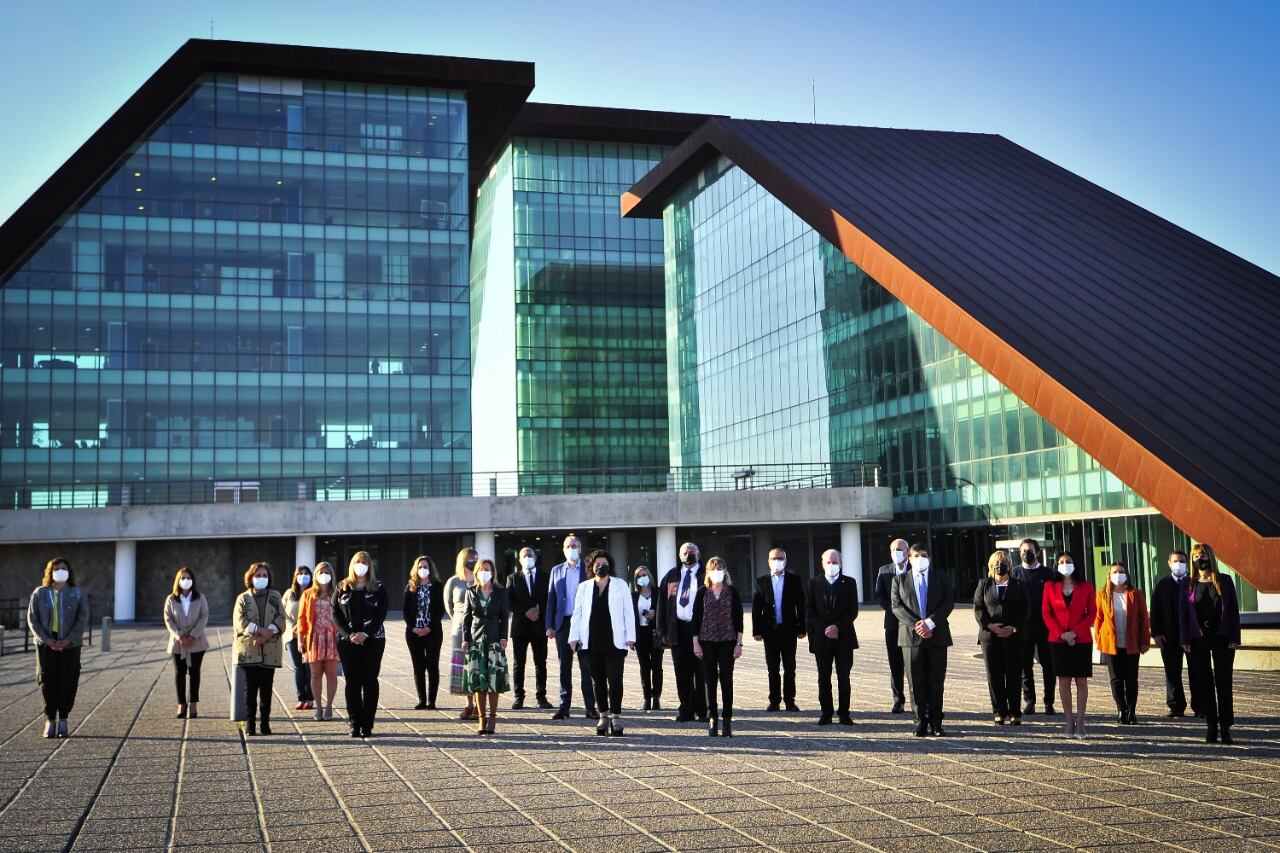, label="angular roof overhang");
[624,117,1280,592]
